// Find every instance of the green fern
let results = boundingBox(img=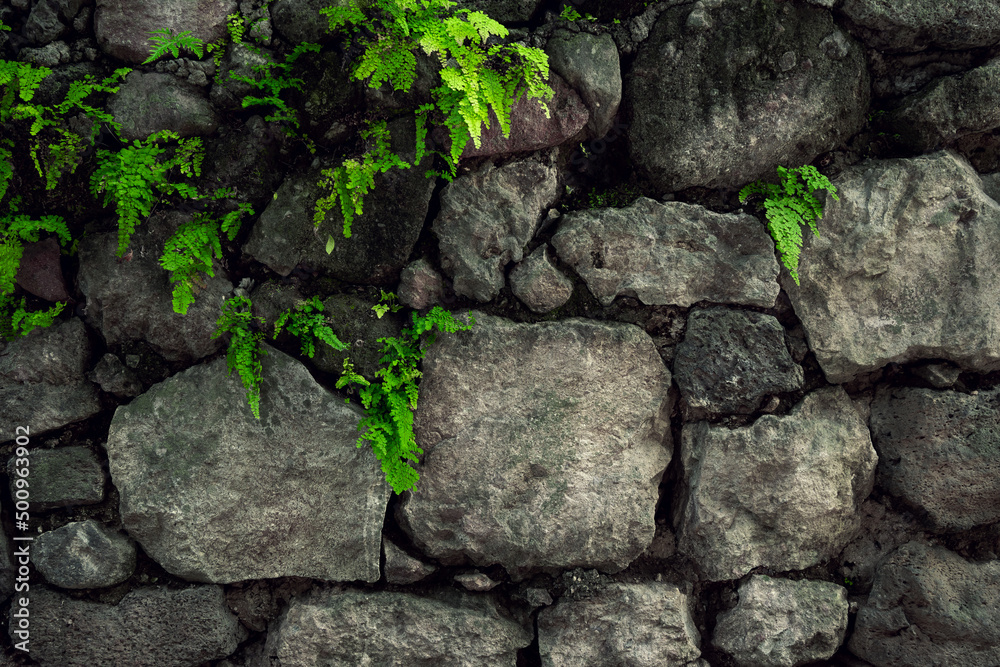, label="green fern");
[143,29,206,64]
[212,295,267,419]
[739,164,839,286]
[0,293,65,341]
[227,41,321,128]
[273,295,349,358]
[337,306,475,495]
